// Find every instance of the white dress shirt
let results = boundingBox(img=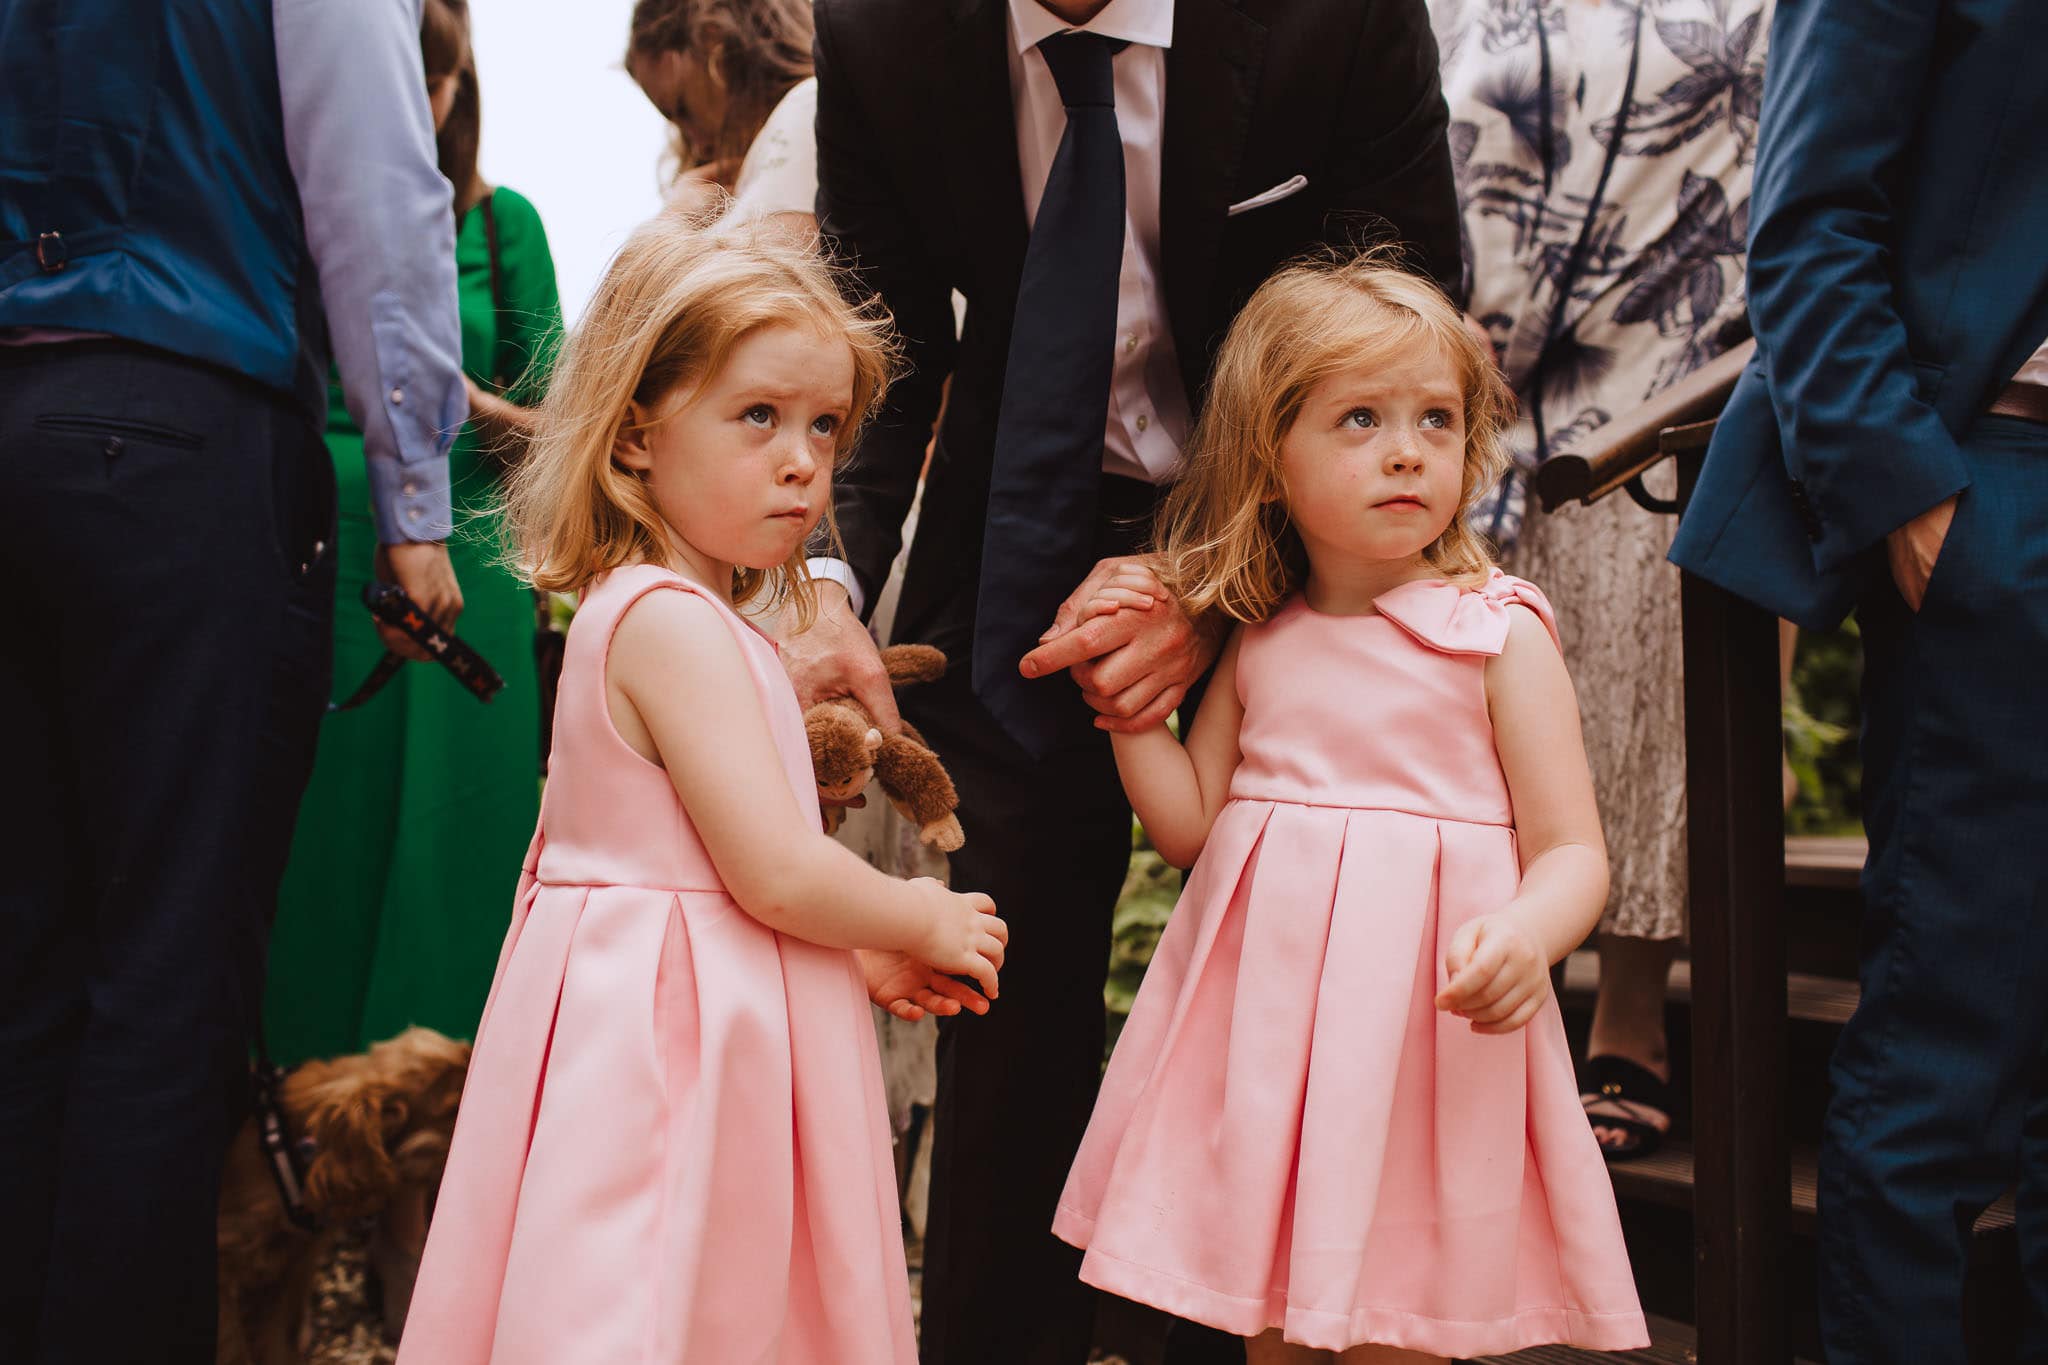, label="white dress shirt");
[2016,337,2048,388]
[1006,0,1190,486]
[815,0,1191,616]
